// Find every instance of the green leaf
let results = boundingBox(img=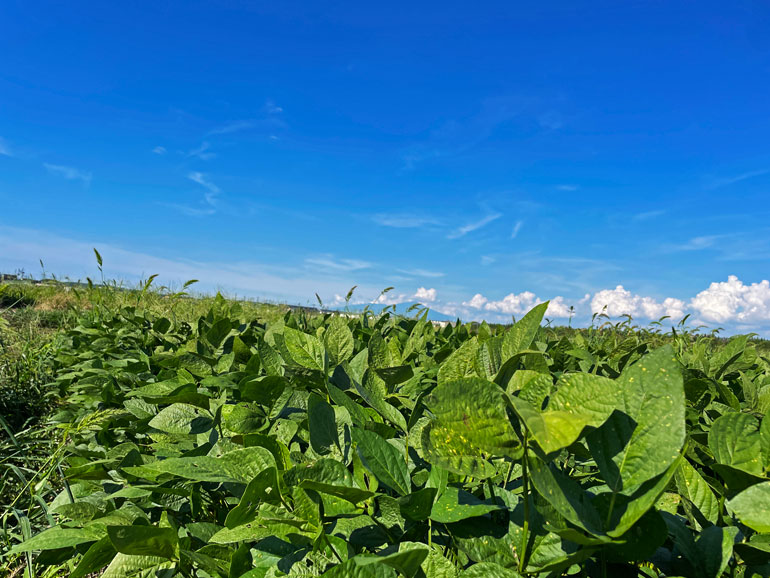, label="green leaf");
[509,396,590,455]
[356,543,430,578]
[325,317,355,365]
[501,301,548,362]
[354,428,411,496]
[709,411,763,475]
[528,455,604,535]
[284,326,326,371]
[438,337,479,386]
[426,377,520,457]
[107,525,179,559]
[548,373,620,427]
[674,459,719,525]
[148,403,213,435]
[587,346,685,494]
[421,421,497,479]
[135,447,275,483]
[462,562,522,577]
[70,536,117,578]
[728,481,770,532]
[10,527,101,553]
[101,553,173,578]
[430,486,503,523]
[309,394,339,455]
[221,402,267,434]
[225,468,281,528]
